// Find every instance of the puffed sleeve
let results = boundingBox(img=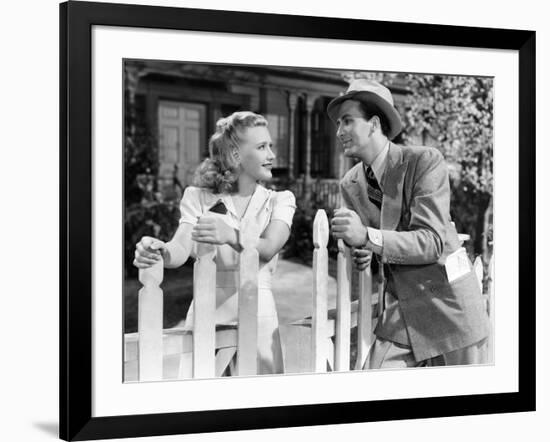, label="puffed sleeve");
[270,190,296,229]
[179,186,203,226]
